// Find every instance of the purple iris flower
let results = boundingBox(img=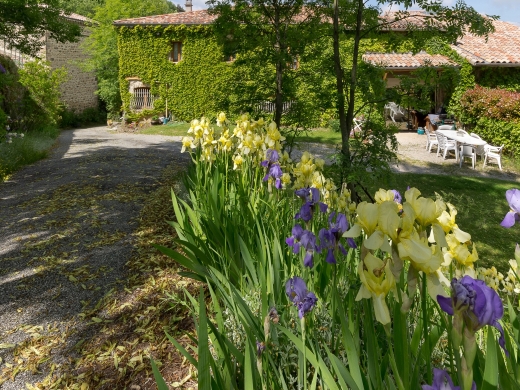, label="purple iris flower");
[318,213,356,264]
[318,228,338,264]
[286,224,304,254]
[294,188,328,222]
[437,276,508,355]
[261,149,280,167]
[263,163,283,189]
[285,277,318,319]
[300,230,317,267]
[256,341,266,357]
[422,368,472,390]
[392,189,402,204]
[501,189,520,228]
[0,63,6,74]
